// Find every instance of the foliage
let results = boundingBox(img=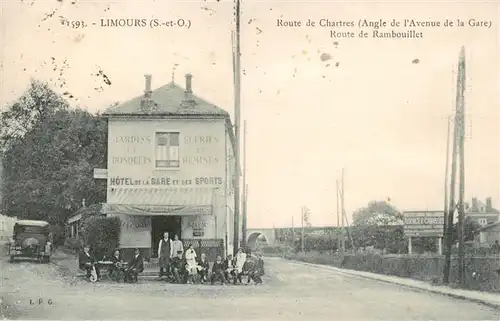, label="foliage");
[450,217,481,243]
[49,224,66,247]
[352,200,403,226]
[350,225,407,253]
[80,216,120,260]
[0,79,69,151]
[1,80,107,225]
[64,237,83,252]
